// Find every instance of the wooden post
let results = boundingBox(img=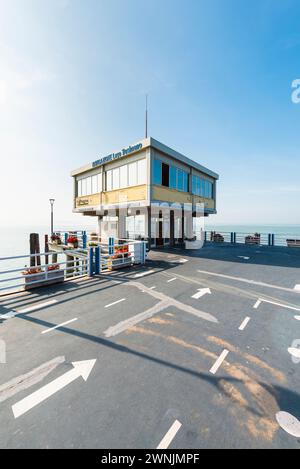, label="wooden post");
[29,233,41,267]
